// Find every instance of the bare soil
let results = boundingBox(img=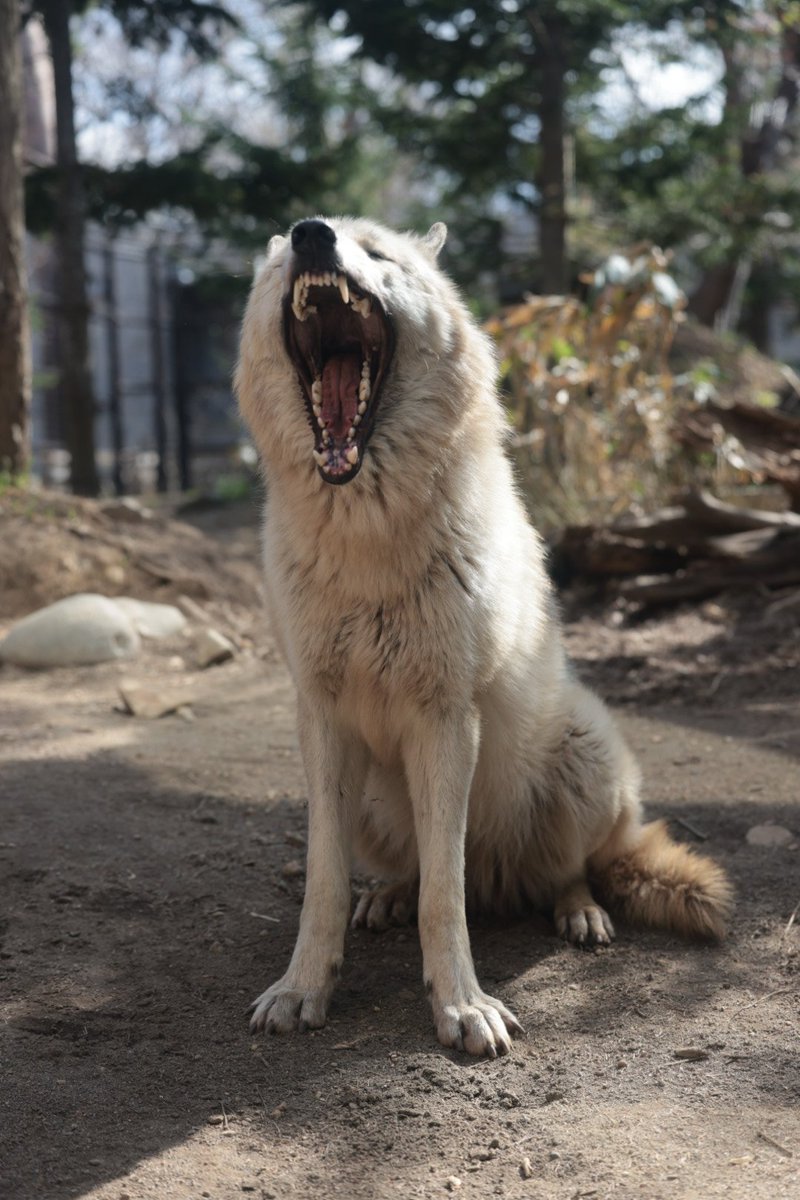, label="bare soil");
[1,493,798,1200]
